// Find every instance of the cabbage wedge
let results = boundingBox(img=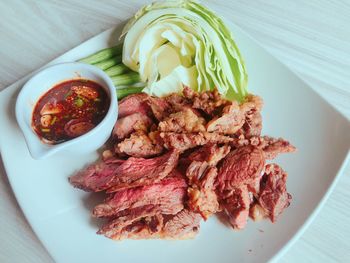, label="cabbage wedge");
[121,0,248,101]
